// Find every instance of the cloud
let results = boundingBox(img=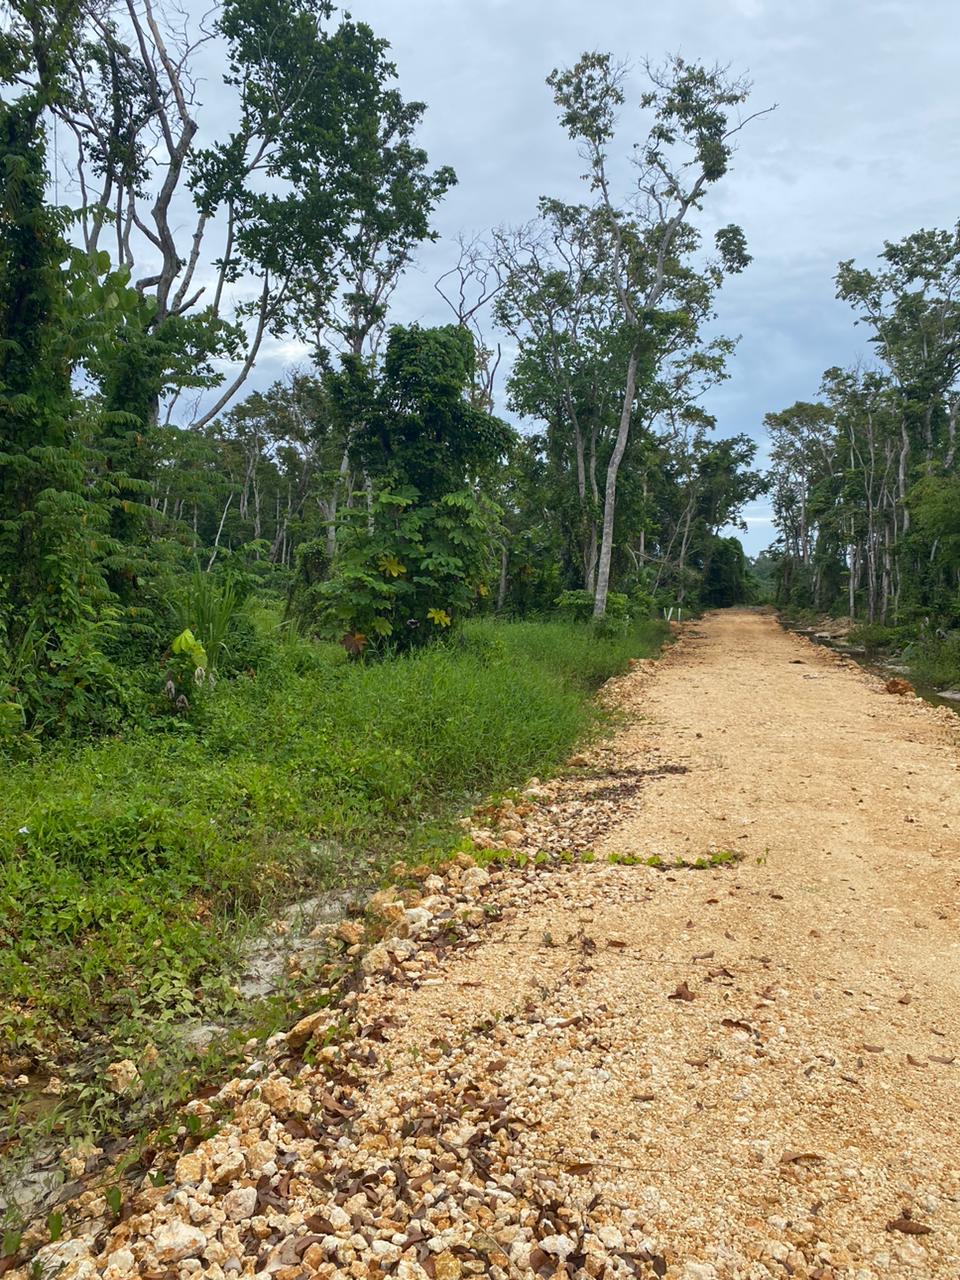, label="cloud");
[192,0,960,555]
